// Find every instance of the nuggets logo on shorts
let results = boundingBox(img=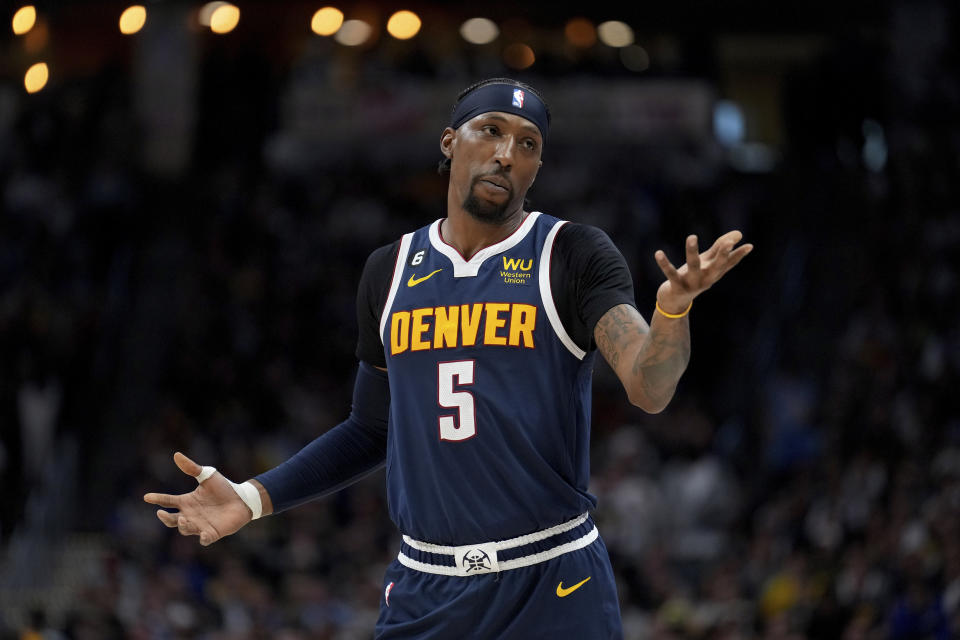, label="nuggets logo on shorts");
[463,549,492,572]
